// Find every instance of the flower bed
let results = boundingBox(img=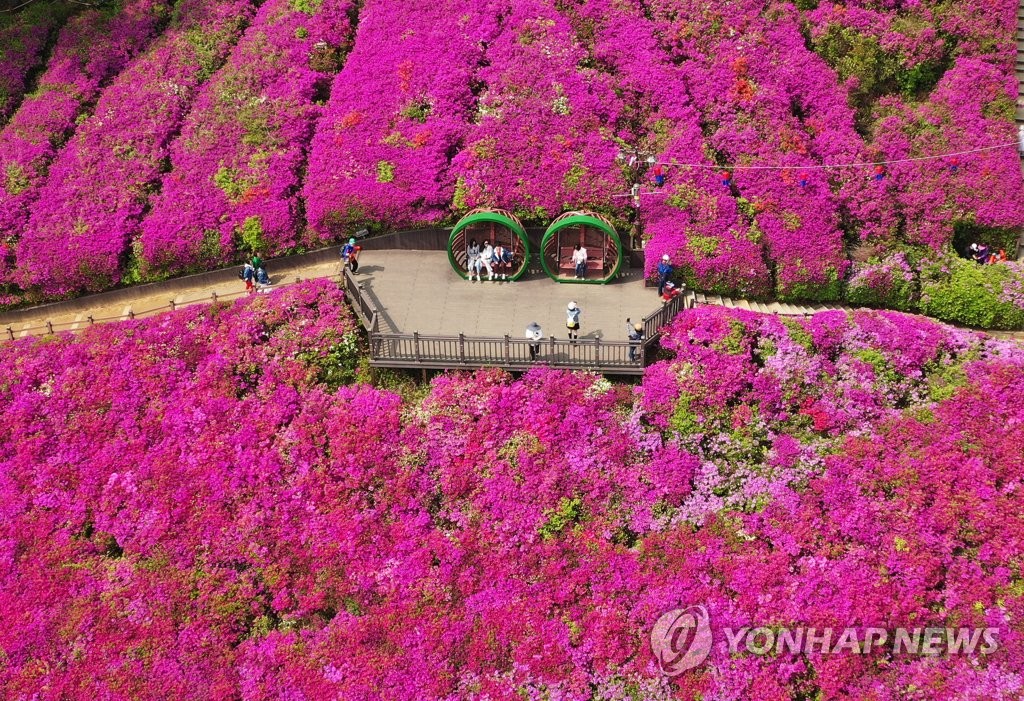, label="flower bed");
[303,0,498,240]
[2,299,1024,697]
[0,0,169,283]
[13,0,256,296]
[0,3,70,127]
[138,0,355,276]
